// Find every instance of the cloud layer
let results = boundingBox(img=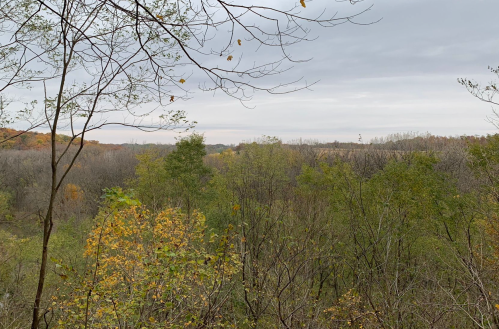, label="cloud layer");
[70,0,499,144]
